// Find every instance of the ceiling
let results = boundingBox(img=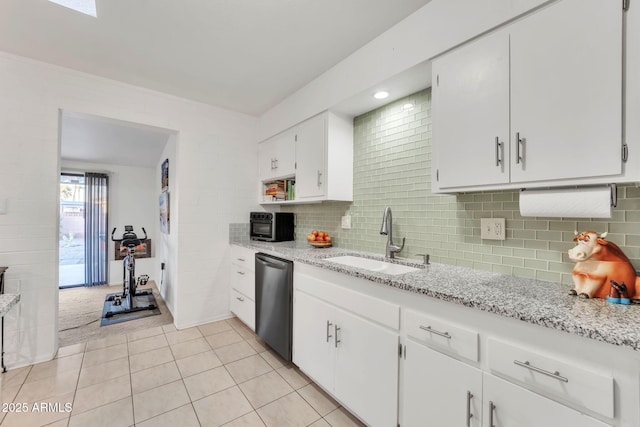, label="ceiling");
[60,111,174,168]
[0,0,432,117]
